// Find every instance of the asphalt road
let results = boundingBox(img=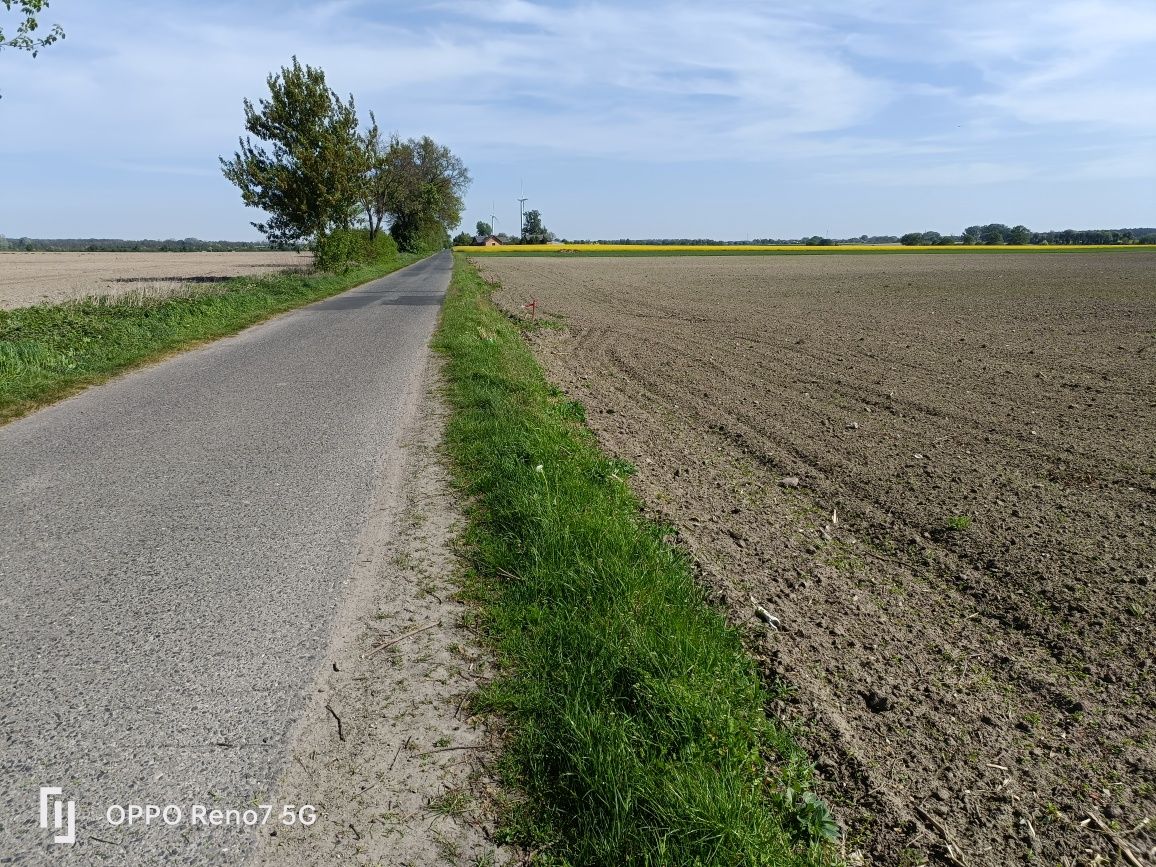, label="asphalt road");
[0,251,452,864]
